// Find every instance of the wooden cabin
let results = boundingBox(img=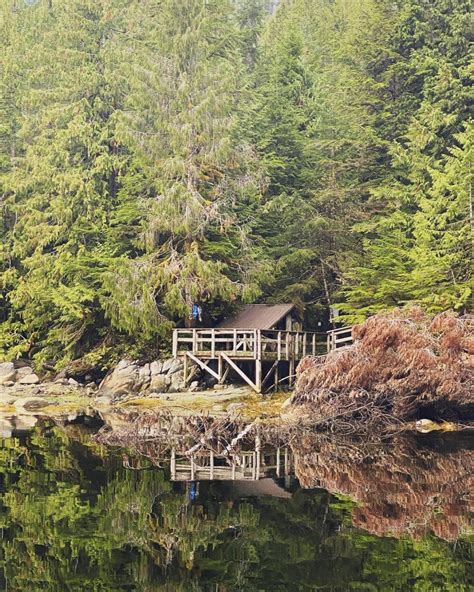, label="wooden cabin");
[172,303,349,393]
